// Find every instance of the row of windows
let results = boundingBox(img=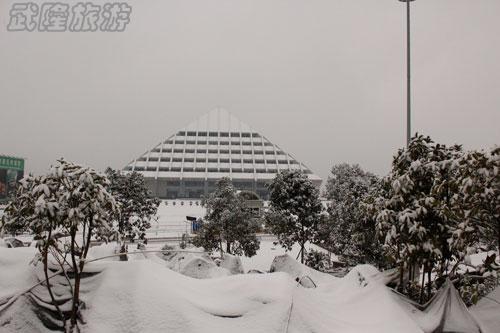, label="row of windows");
[177,131,260,138]
[163,140,273,147]
[151,148,284,155]
[138,157,295,164]
[132,166,284,174]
